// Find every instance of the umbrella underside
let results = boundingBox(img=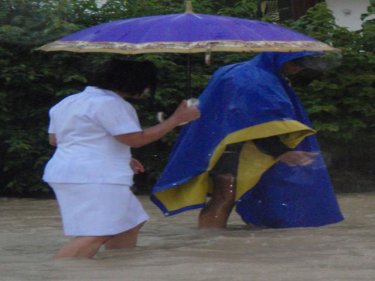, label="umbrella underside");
[38,40,335,54]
